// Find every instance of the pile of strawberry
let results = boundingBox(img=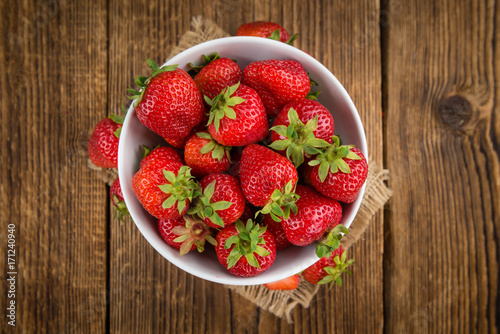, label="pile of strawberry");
[88,21,367,290]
